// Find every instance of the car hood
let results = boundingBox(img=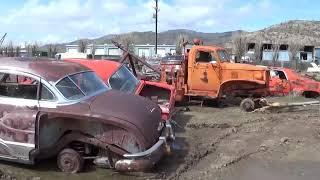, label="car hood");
[89,90,162,146]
